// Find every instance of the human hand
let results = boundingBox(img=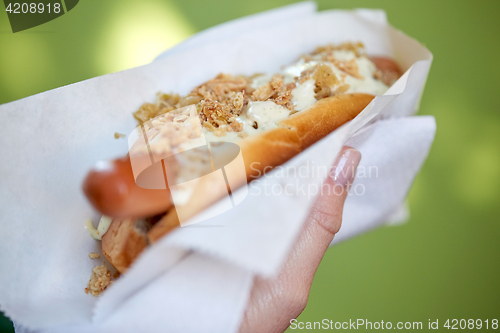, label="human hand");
[239,146,362,333]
